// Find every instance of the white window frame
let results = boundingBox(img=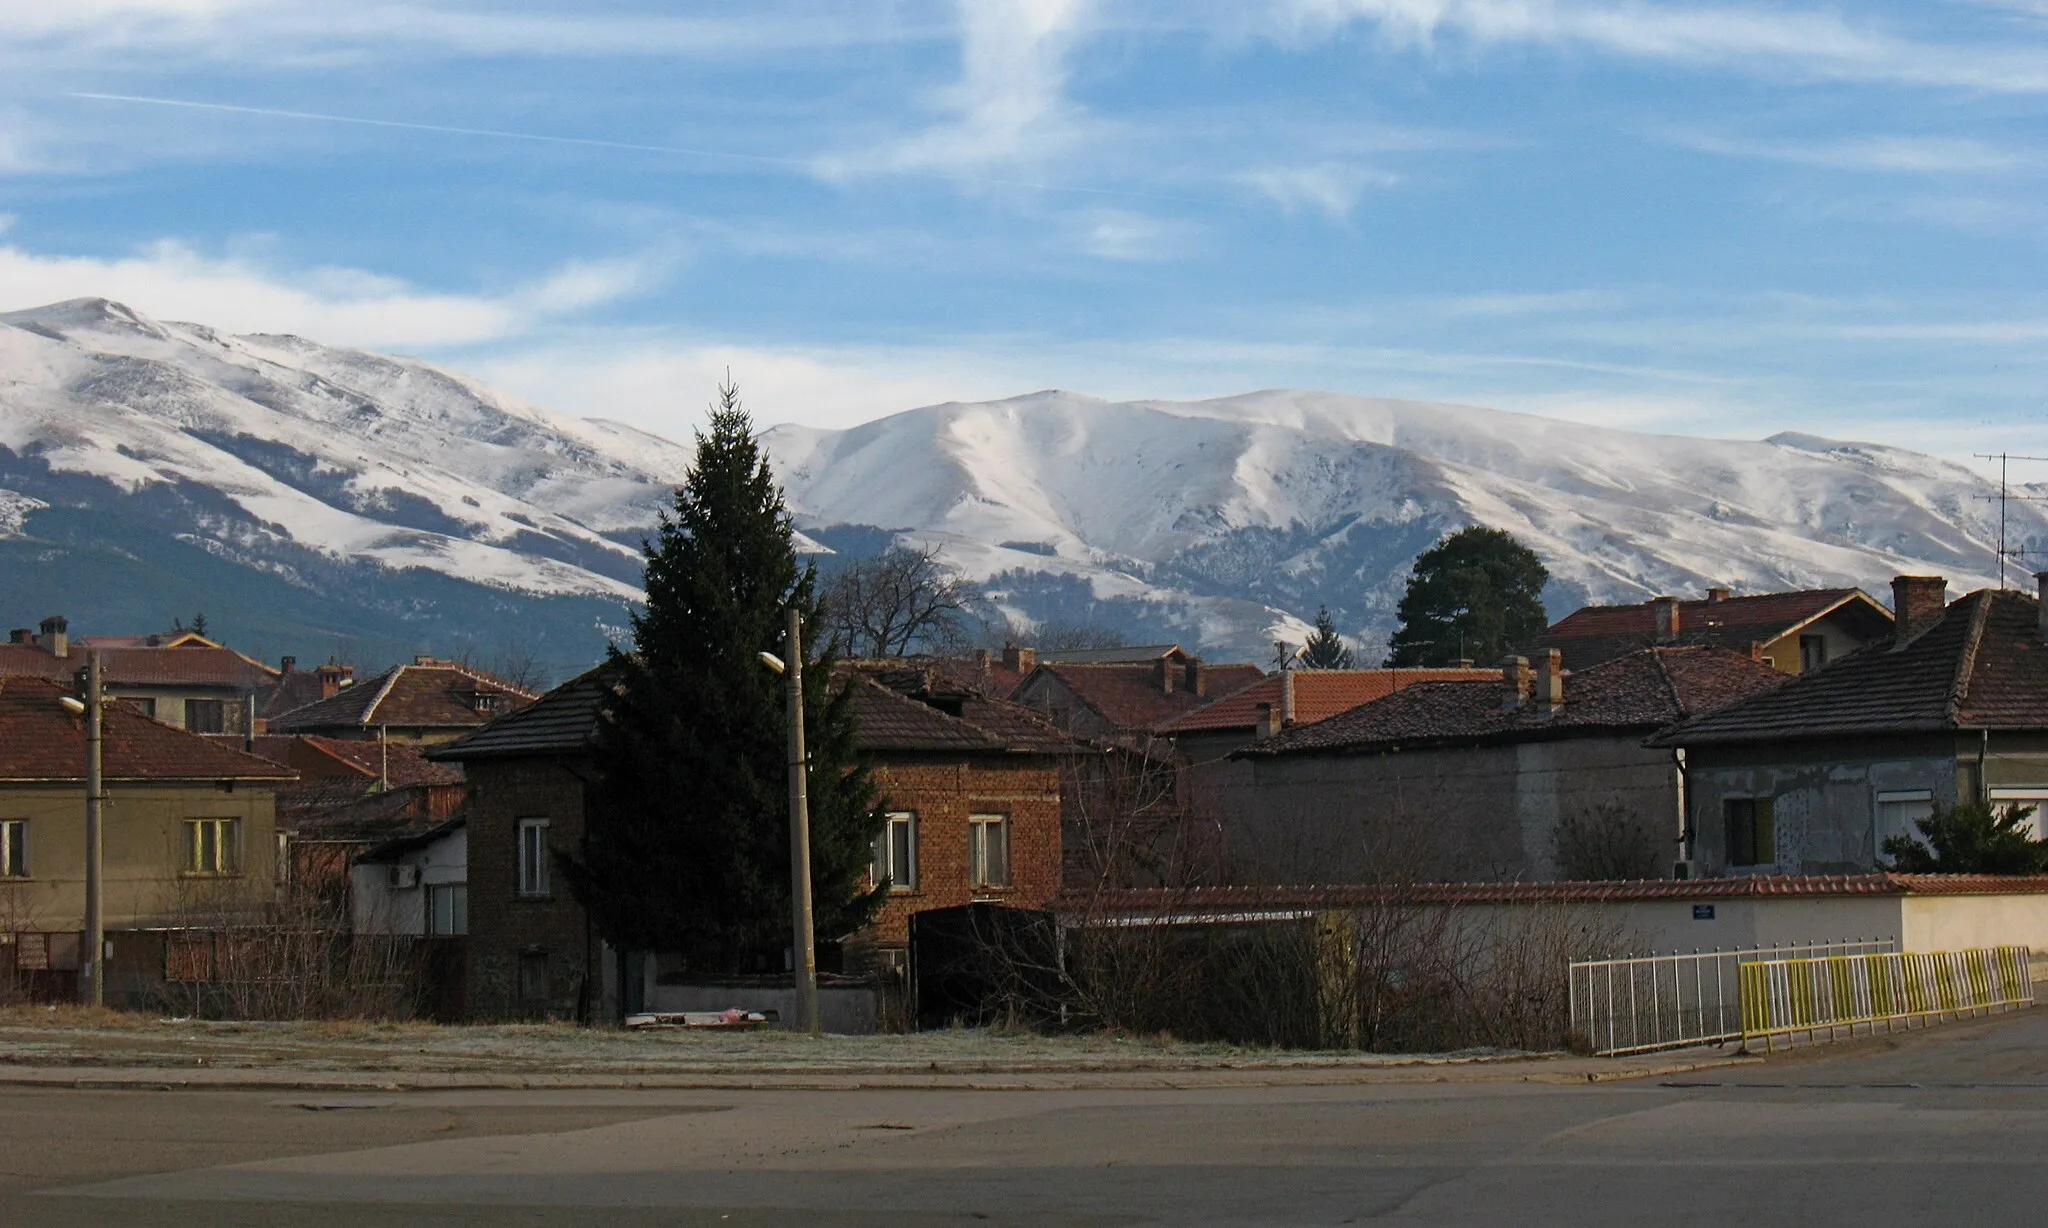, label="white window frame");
[1989,788,2048,838]
[0,819,26,878]
[969,812,1011,889]
[1875,789,1935,861]
[184,818,242,876]
[517,818,551,898]
[428,883,469,935]
[872,811,918,893]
